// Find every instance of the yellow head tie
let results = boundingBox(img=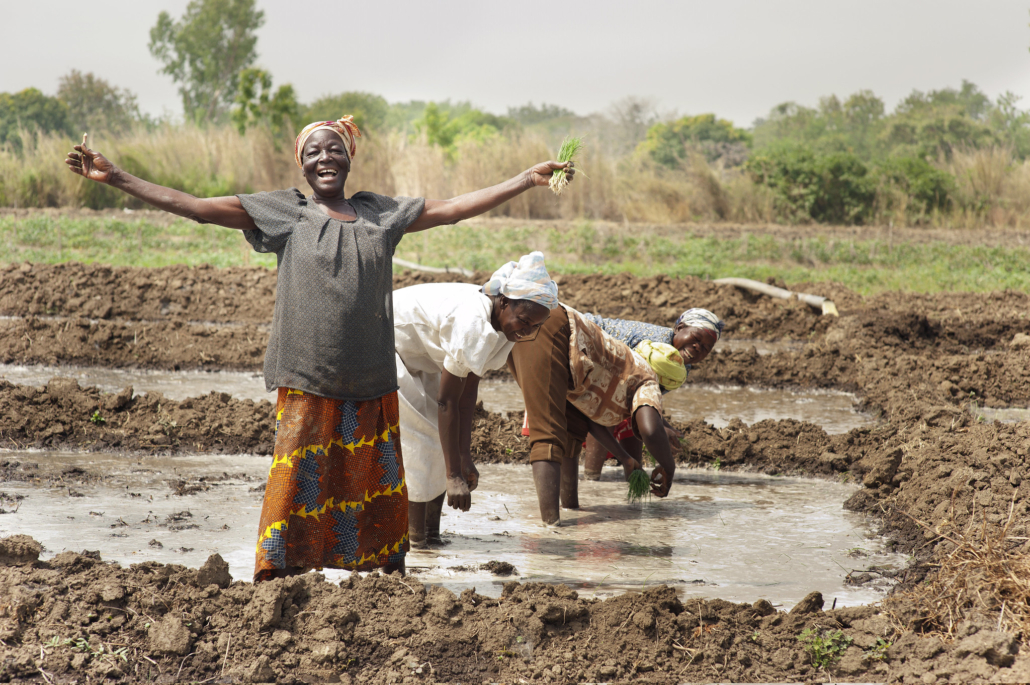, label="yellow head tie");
[634,340,687,391]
